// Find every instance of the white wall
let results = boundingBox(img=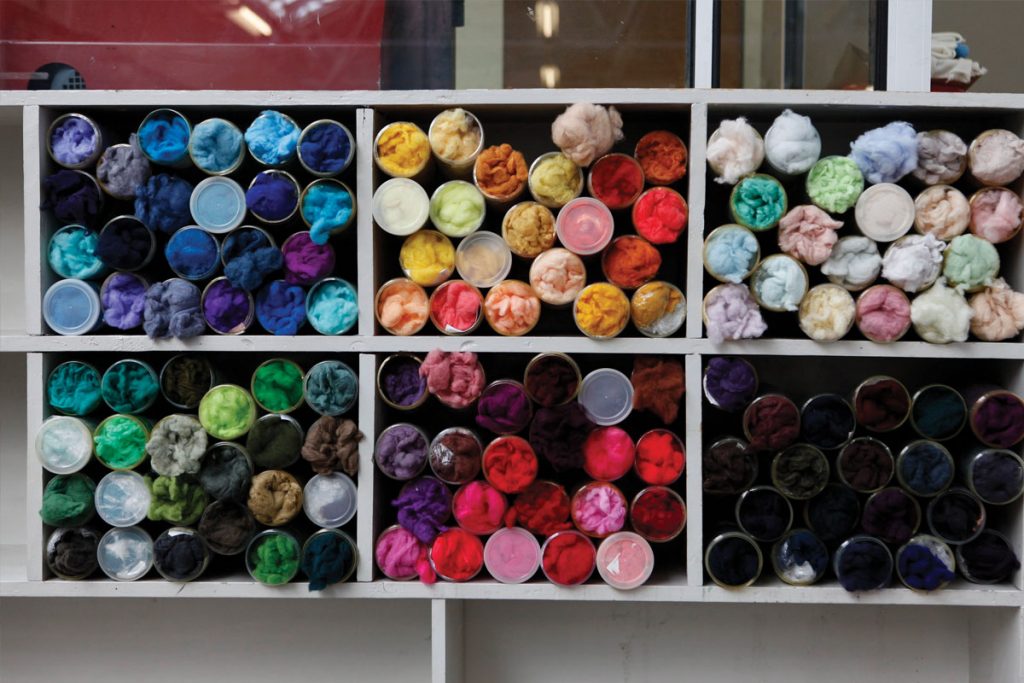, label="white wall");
[0,598,431,683]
